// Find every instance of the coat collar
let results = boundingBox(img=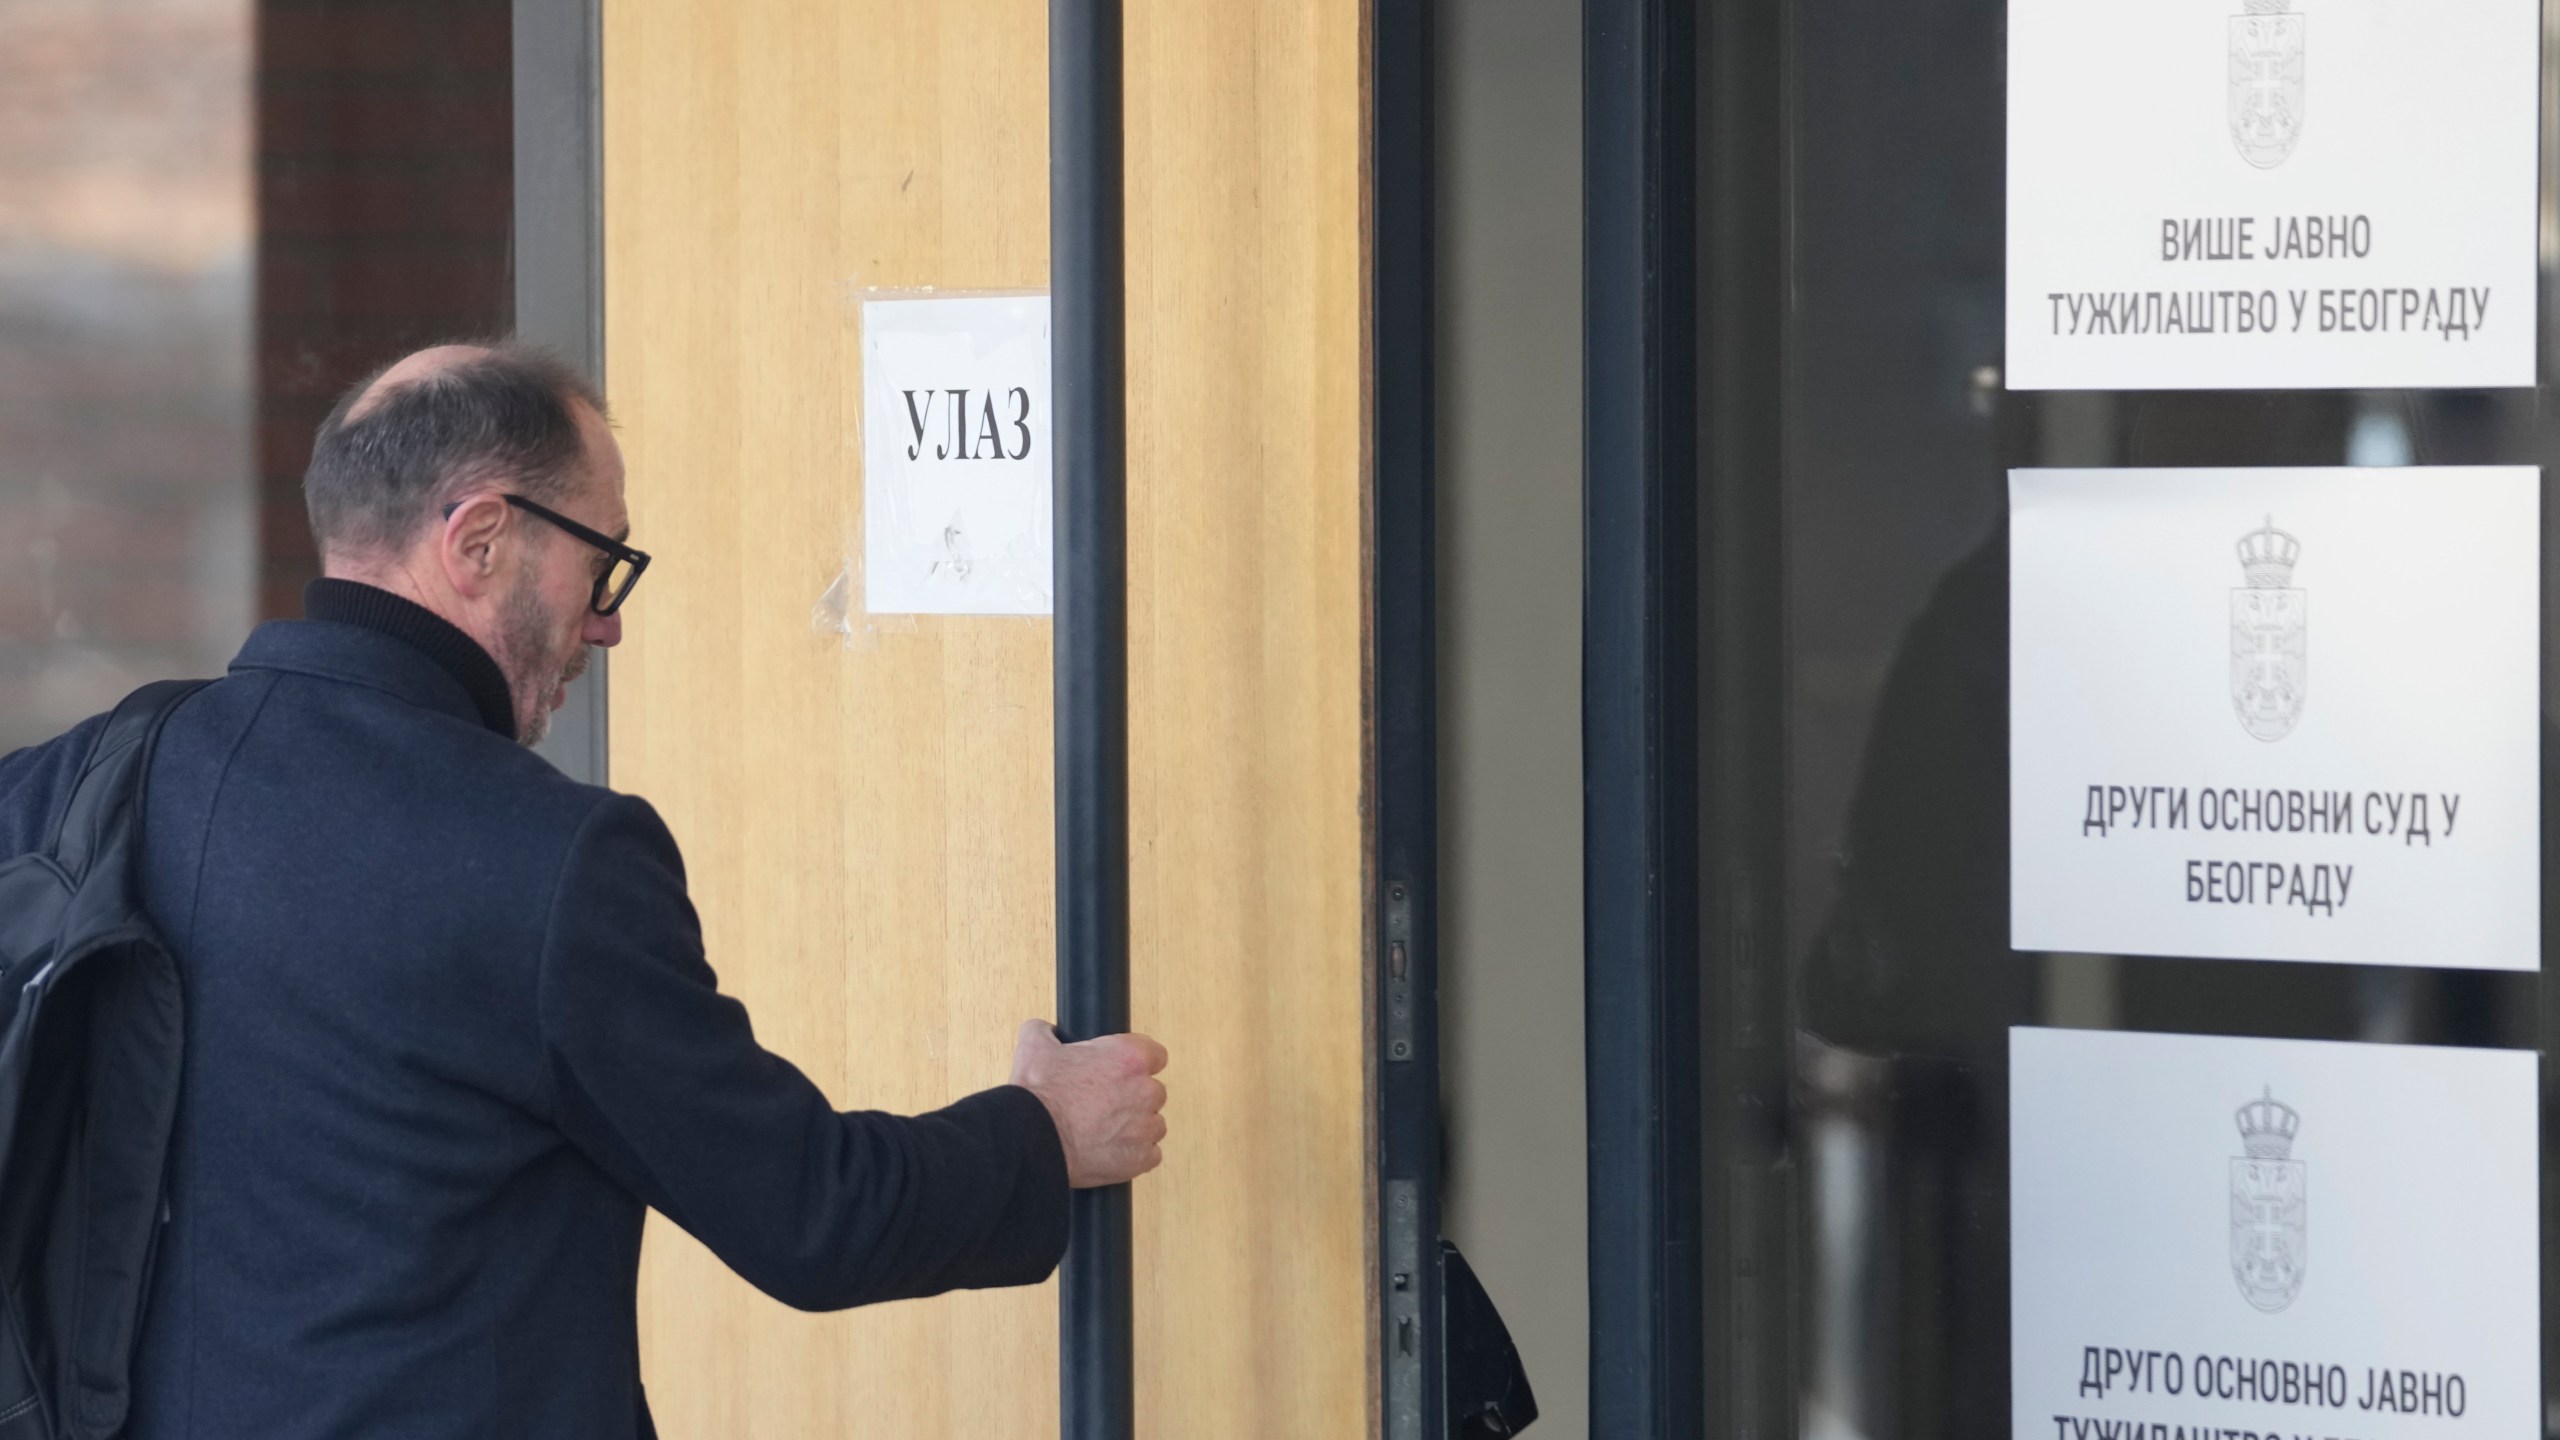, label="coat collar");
[229,581,519,741]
